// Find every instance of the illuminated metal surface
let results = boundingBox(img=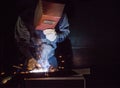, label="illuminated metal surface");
[29,68,48,73]
[24,76,85,80]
